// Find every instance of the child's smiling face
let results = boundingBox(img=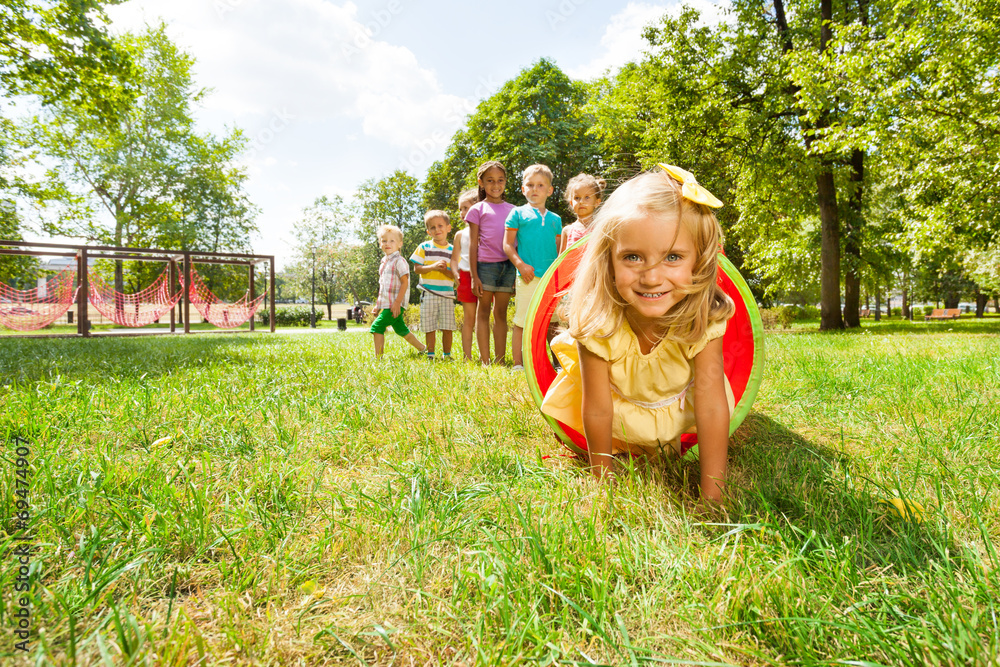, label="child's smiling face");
[612,212,697,333]
[479,167,506,202]
[426,216,451,244]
